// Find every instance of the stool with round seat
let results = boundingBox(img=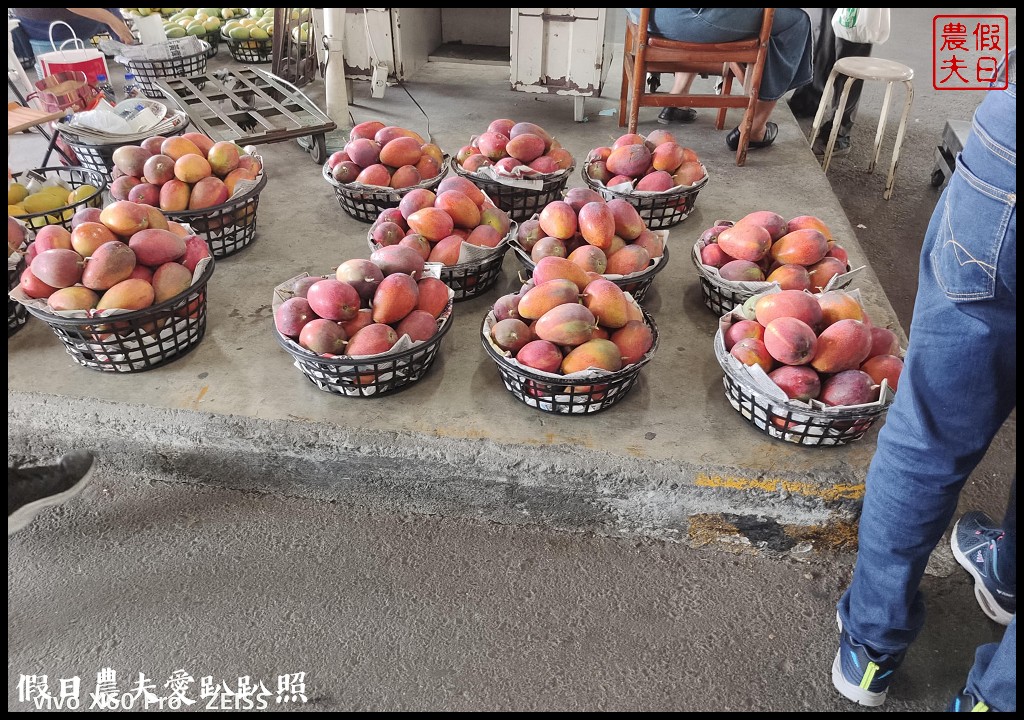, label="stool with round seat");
[808,55,914,200]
